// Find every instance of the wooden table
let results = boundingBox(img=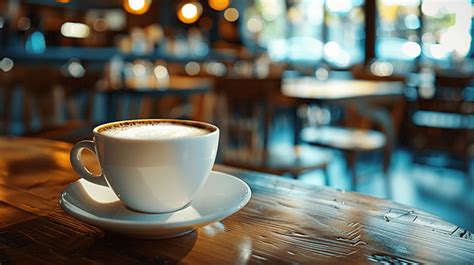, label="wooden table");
[105,76,212,121]
[282,78,403,102]
[1,137,473,264]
